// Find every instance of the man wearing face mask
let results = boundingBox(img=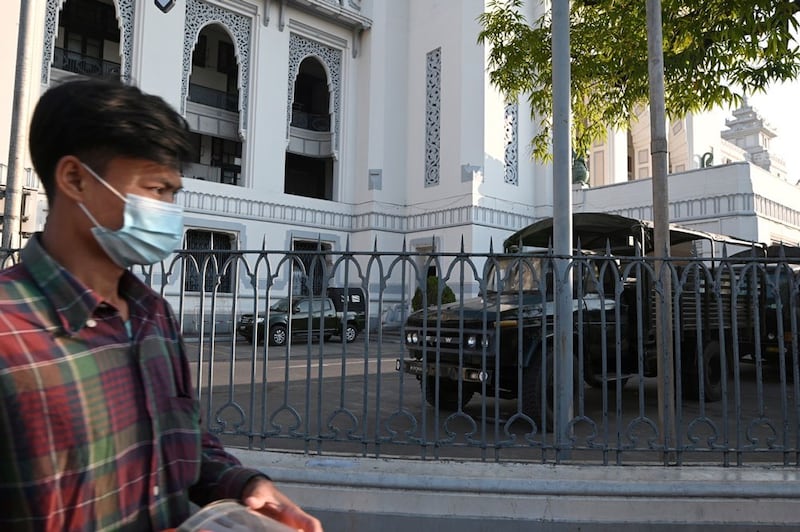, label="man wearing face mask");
[0,79,323,532]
